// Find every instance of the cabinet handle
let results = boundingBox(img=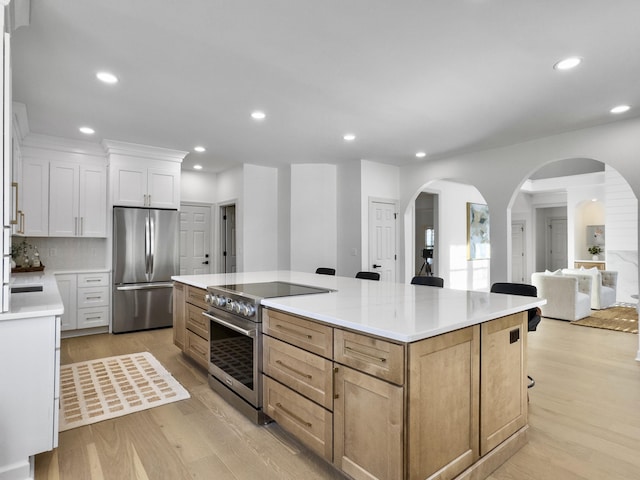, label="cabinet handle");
[85,279,102,283]
[190,342,207,356]
[148,194,151,205]
[85,296,102,300]
[275,324,312,340]
[85,316,101,321]
[10,182,18,225]
[333,366,339,399]
[275,402,312,428]
[74,217,78,235]
[275,360,312,379]
[344,345,387,363]
[80,217,84,236]
[18,211,25,234]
